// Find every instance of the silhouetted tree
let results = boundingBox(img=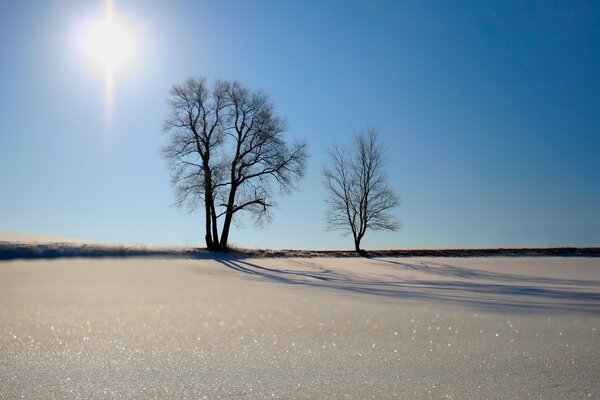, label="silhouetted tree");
[163,78,307,250]
[217,82,307,248]
[323,129,399,252]
[162,78,226,250]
